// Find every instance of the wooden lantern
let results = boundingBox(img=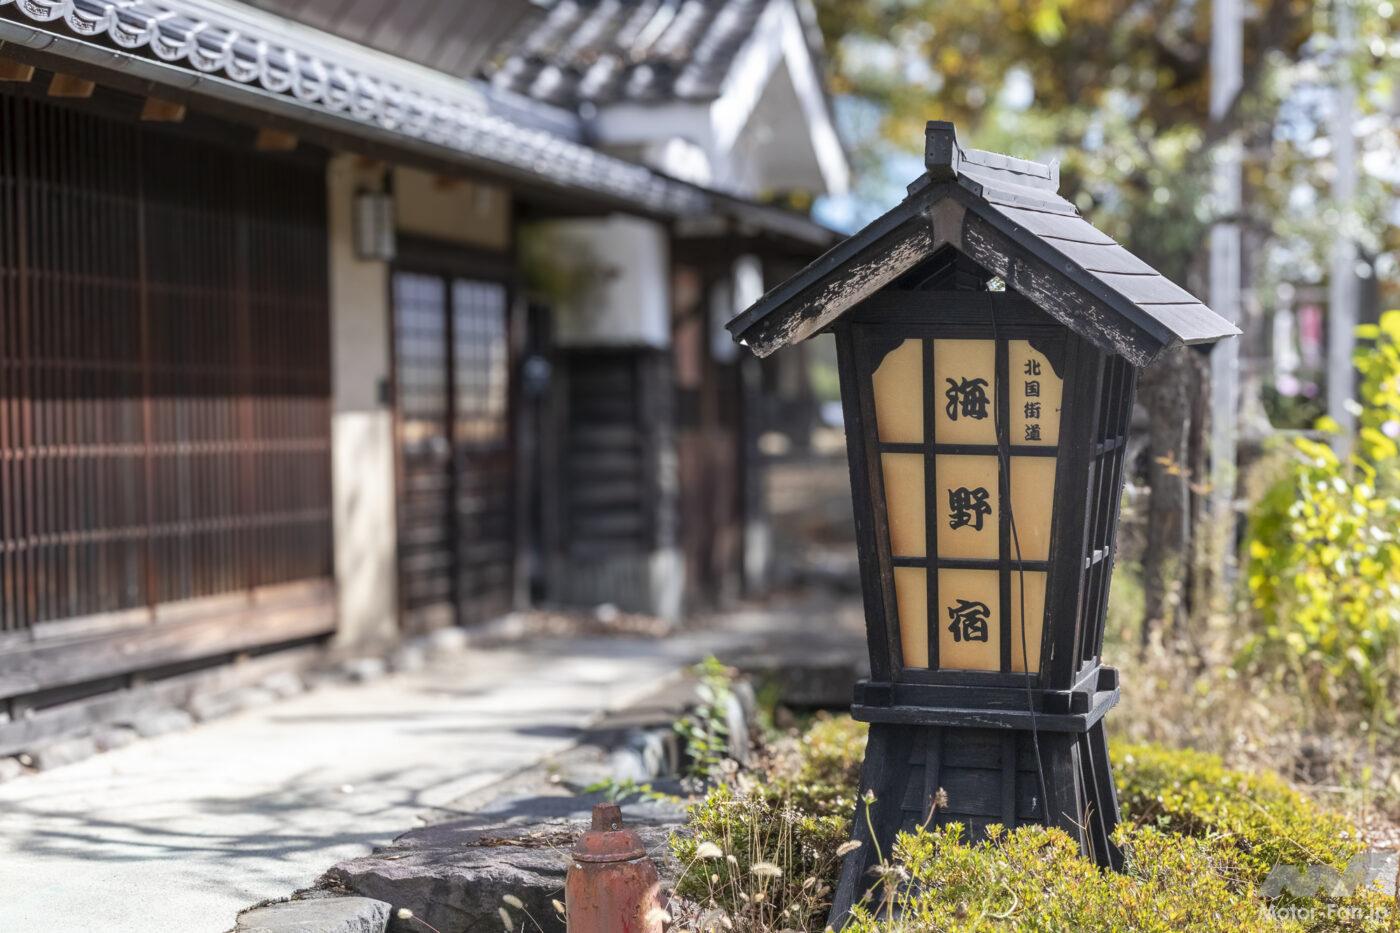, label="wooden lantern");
[726,122,1237,926]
